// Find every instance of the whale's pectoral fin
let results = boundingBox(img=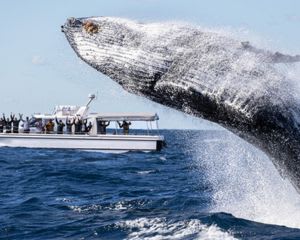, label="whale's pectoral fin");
[271,52,300,63]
